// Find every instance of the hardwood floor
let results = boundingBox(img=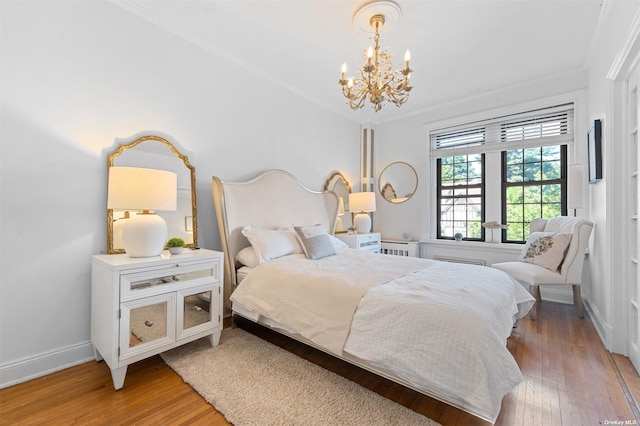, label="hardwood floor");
[1,302,638,425]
